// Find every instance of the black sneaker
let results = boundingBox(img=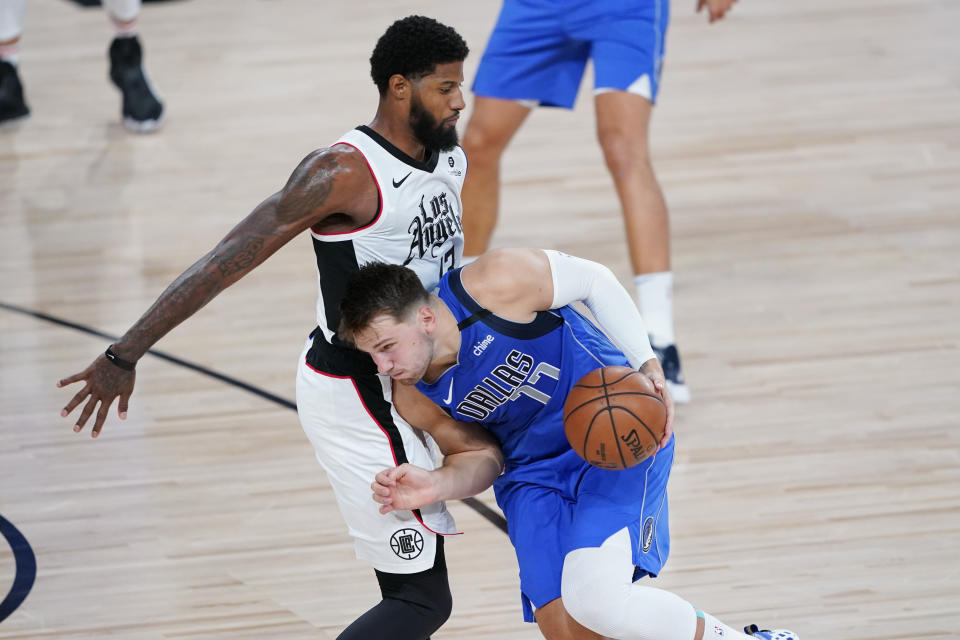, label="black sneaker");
[108,36,163,133]
[651,343,690,404]
[0,60,30,126]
